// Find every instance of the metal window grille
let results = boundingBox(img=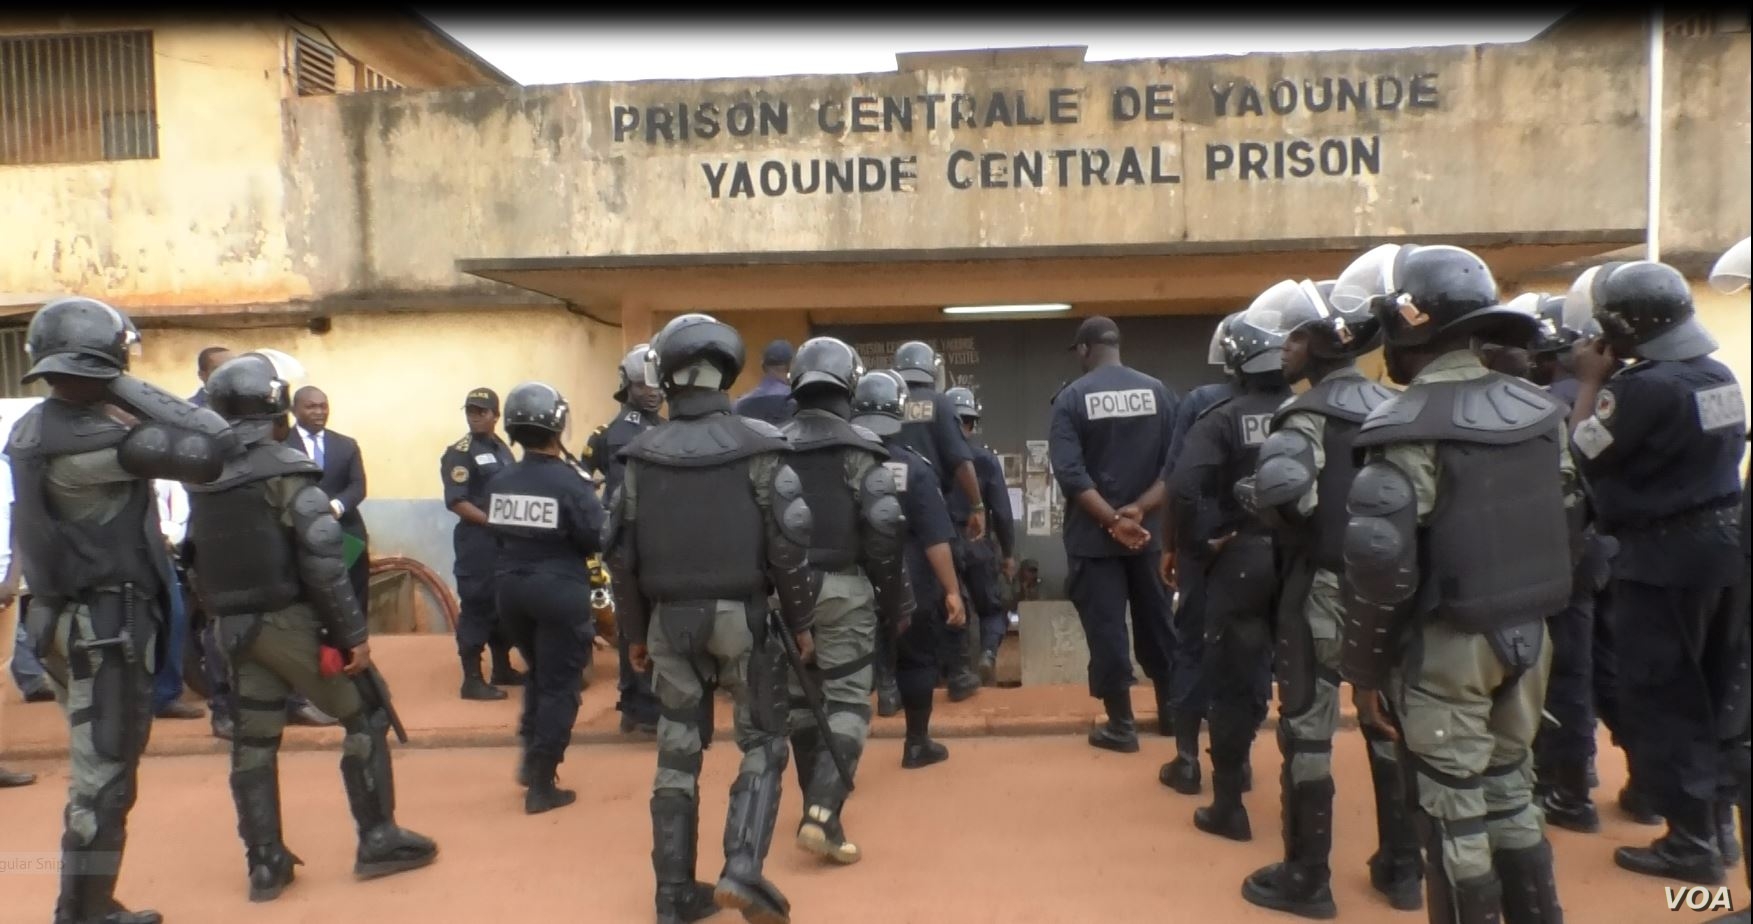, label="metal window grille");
[0,327,46,399]
[293,32,338,96]
[0,30,159,166]
[360,65,401,92]
[1666,14,1715,37]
